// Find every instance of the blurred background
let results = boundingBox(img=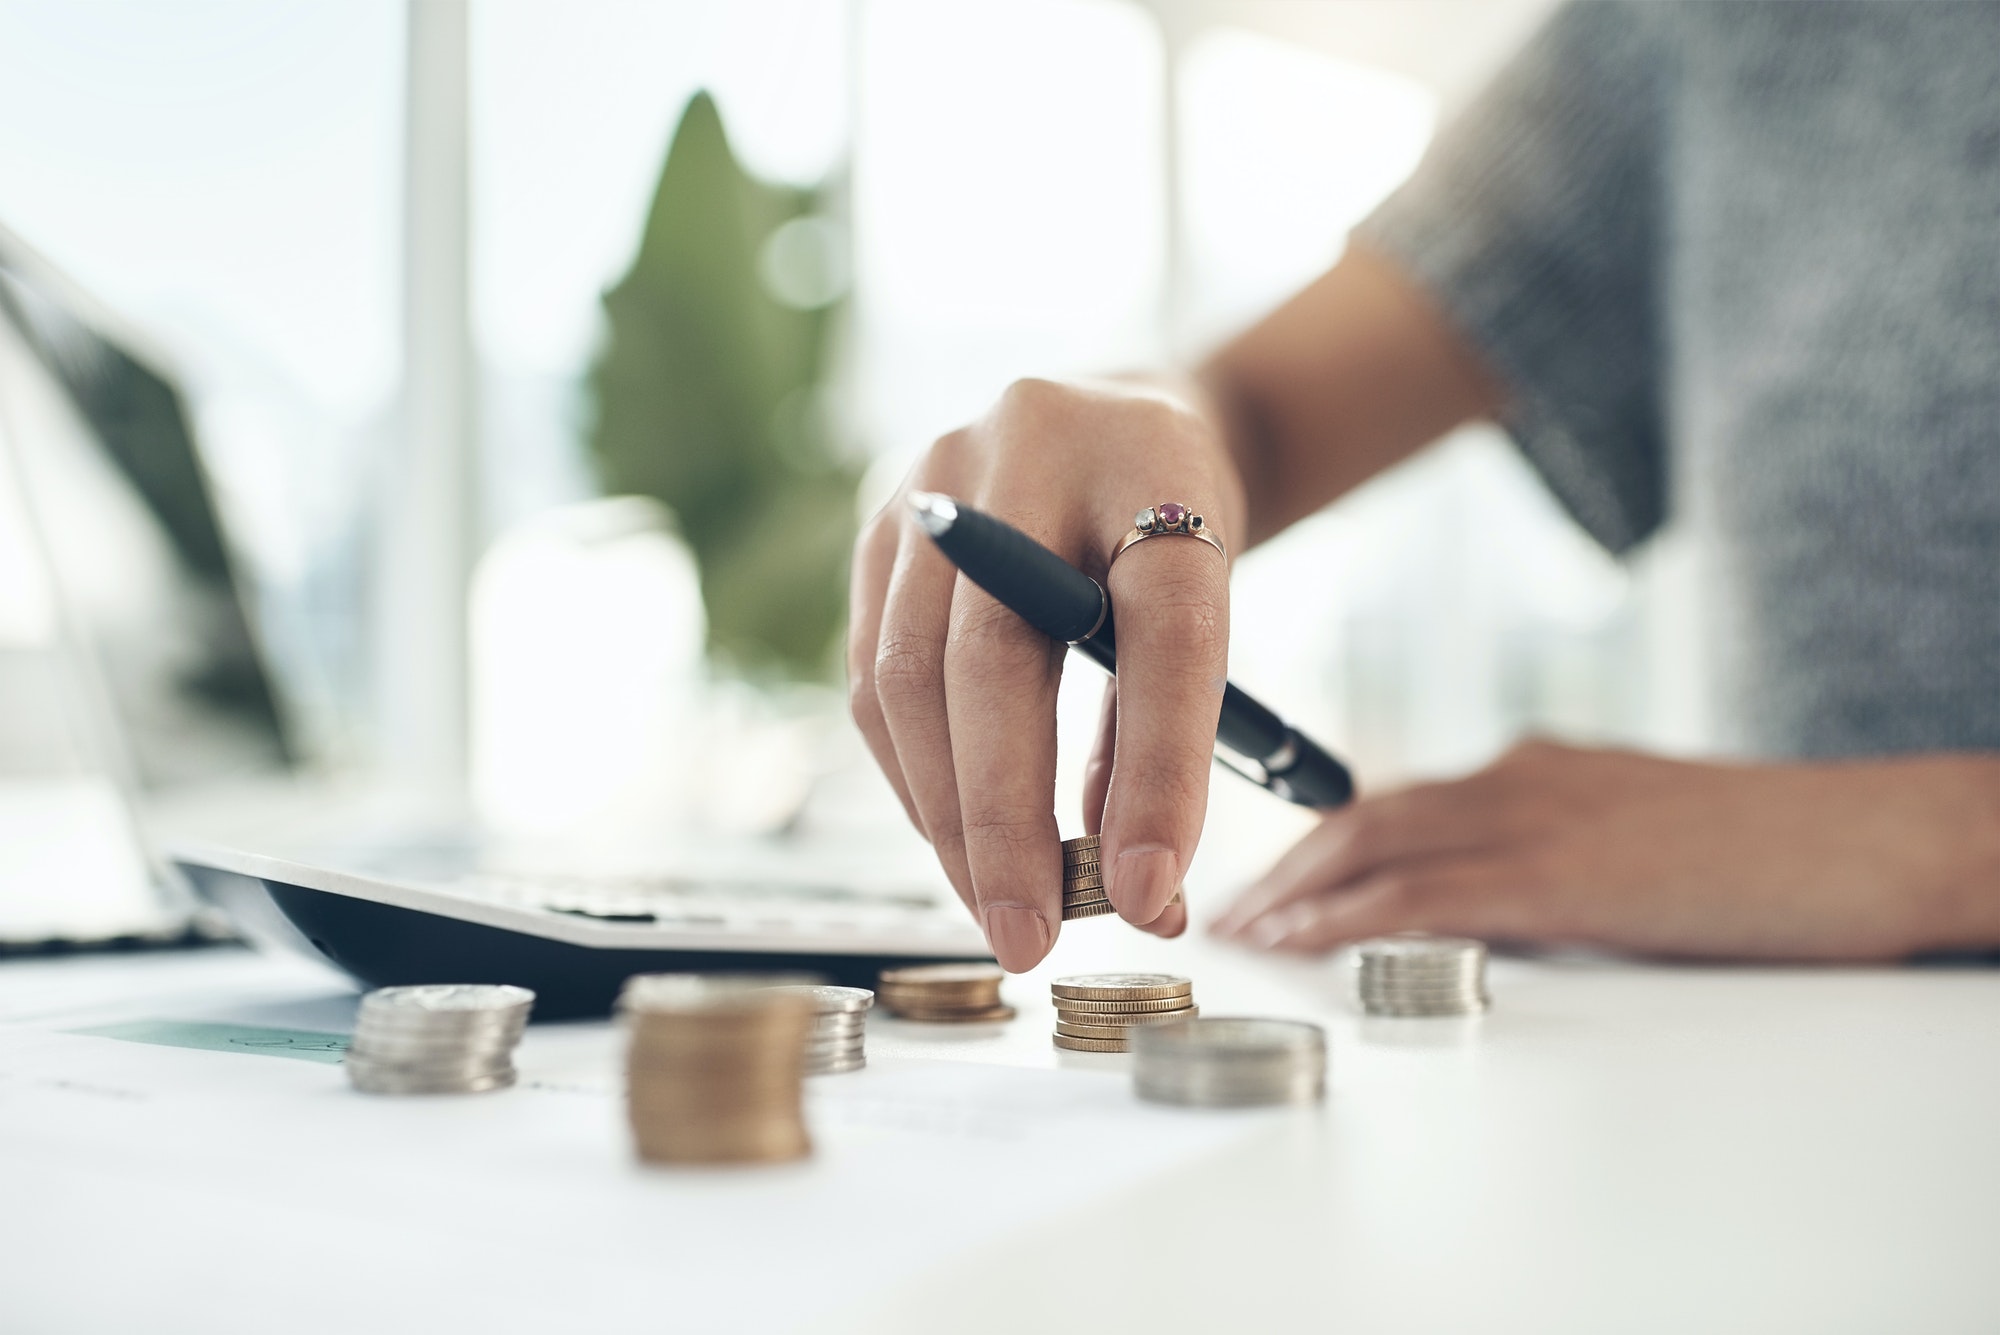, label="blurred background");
[0,0,1713,884]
